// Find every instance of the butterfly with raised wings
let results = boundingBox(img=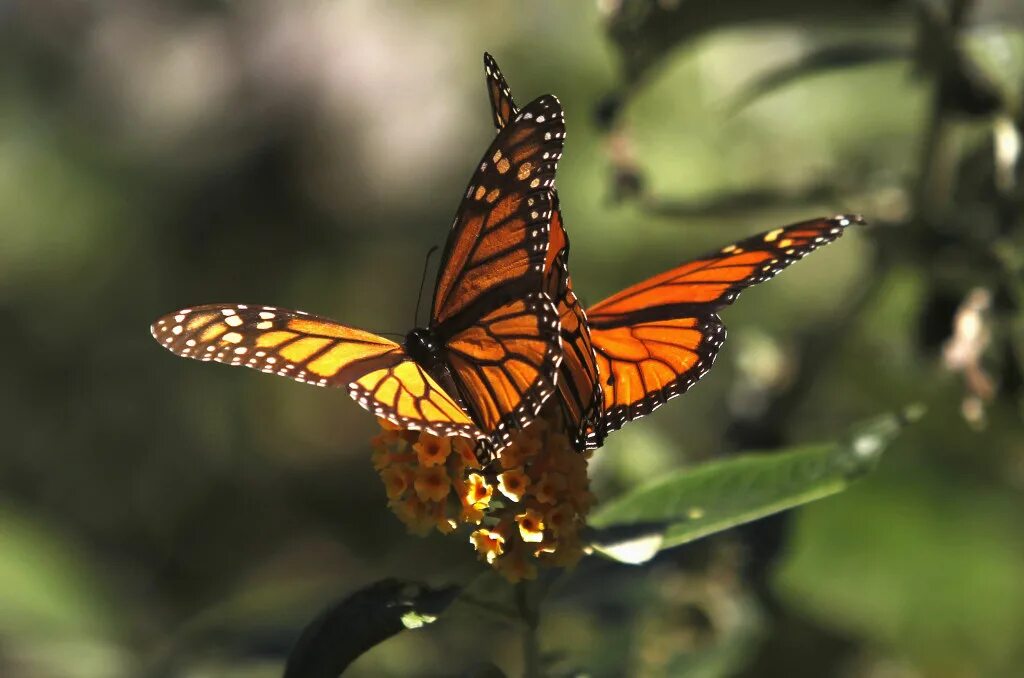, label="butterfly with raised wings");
[485,53,605,452]
[483,52,863,446]
[152,83,569,457]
